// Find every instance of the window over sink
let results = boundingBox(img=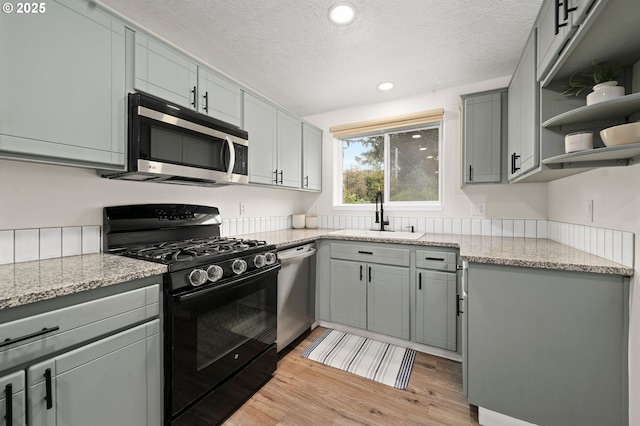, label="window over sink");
[335,124,442,210]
